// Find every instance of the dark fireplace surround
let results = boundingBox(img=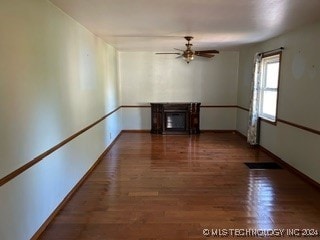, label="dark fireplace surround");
[150,102,200,135]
